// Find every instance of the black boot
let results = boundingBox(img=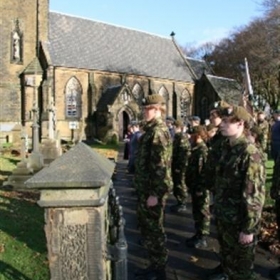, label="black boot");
[186,234,208,248]
[170,203,187,213]
[144,267,166,280]
[194,235,208,248]
[206,264,223,277]
[176,204,188,213]
[185,233,199,245]
[135,264,166,279]
[135,264,157,276]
